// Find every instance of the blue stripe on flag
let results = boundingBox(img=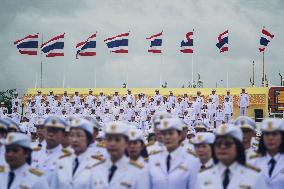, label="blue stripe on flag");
[41,42,64,53]
[17,41,38,49]
[81,41,96,51]
[260,37,270,46]
[106,39,128,48]
[216,37,228,49]
[181,39,193,47]
[150,39,162,47]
